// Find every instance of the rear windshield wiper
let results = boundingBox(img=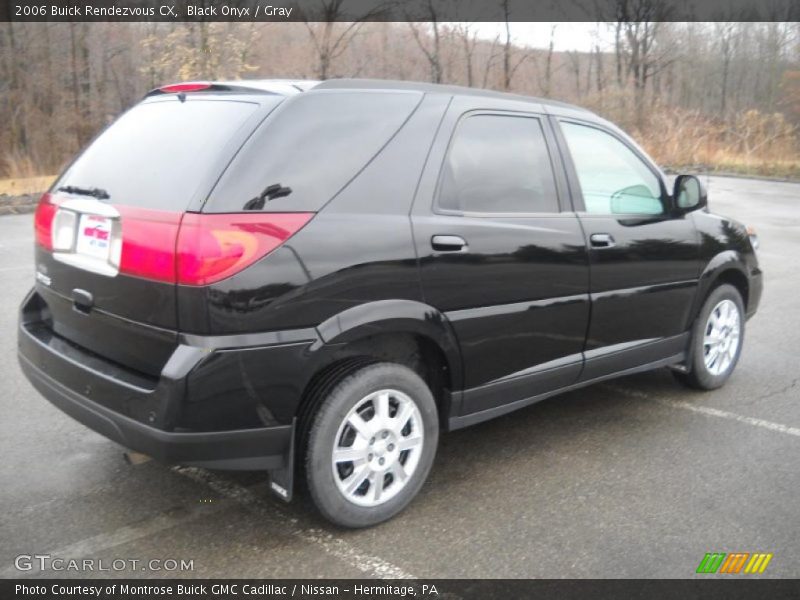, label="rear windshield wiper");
[57,185,110,200]
[243,183,292,211]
